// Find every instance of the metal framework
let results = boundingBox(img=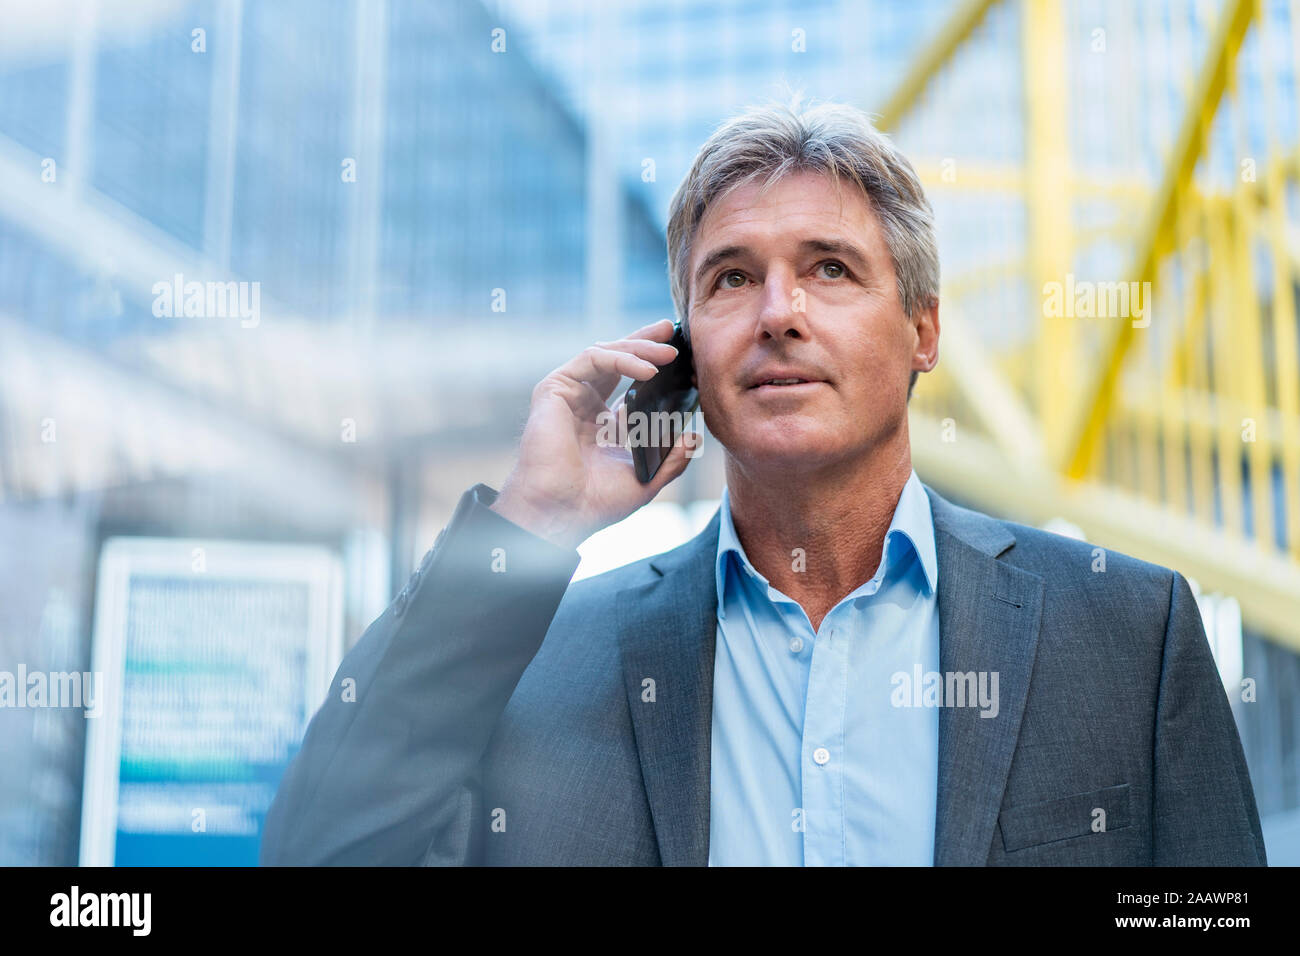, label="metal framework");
[884,0,1300,649]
